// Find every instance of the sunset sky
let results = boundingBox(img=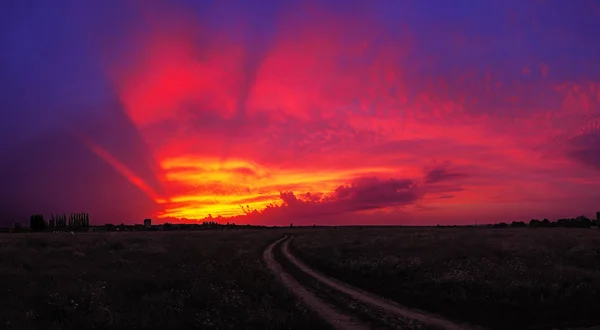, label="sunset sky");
[1,0,599,226]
